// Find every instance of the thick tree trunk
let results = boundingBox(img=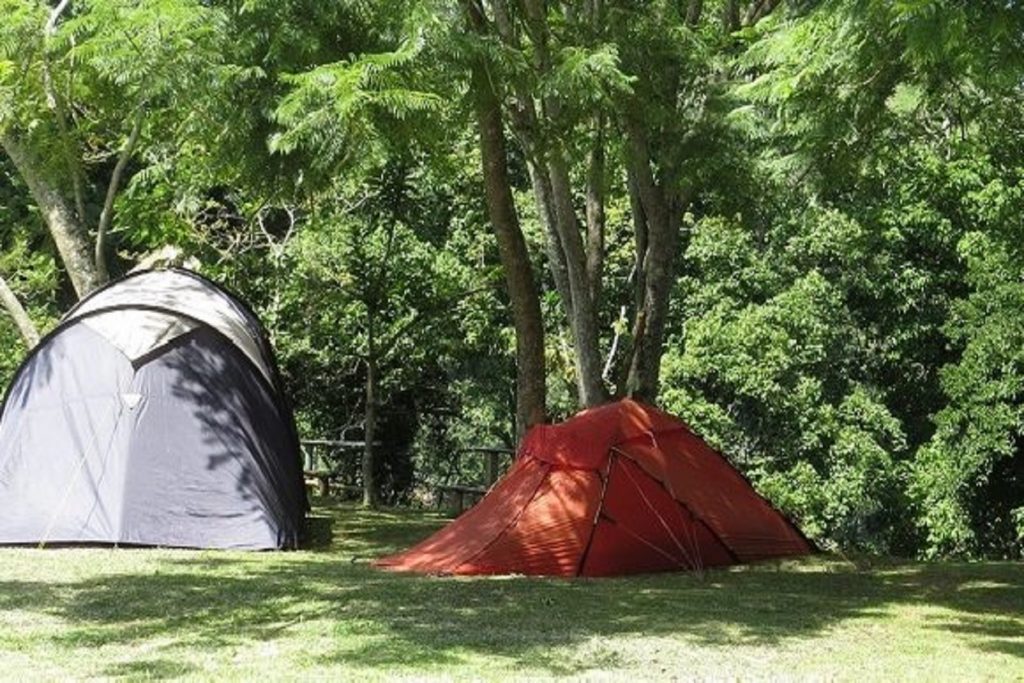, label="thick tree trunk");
[492,1,575,322]
[362,318,380,508]
[465,0,547,437]
[0,273,40,347]
[1,133,102,298]
[511,108,606,408]
[515,0,607,408]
